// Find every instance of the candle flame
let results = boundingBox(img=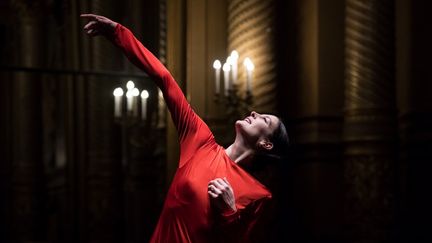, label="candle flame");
[141,90,149,99]
[126,80,135,90]
[113,87,124,97]
[230,50,239,60]
[226,56,233,65]
[132,88,140,97]
[243,57,254,71]
[213,60,221,69]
